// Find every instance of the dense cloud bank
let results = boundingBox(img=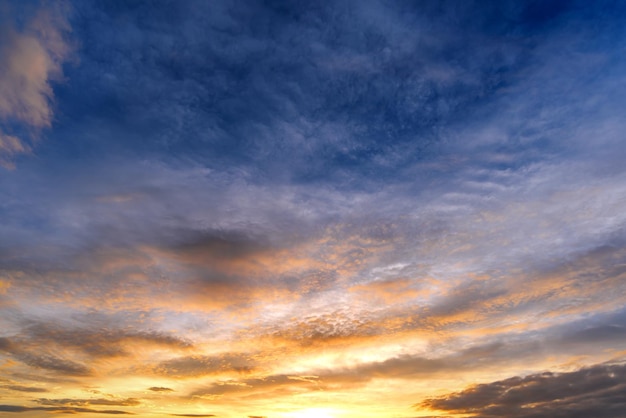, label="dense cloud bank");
[419,362,626,418]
